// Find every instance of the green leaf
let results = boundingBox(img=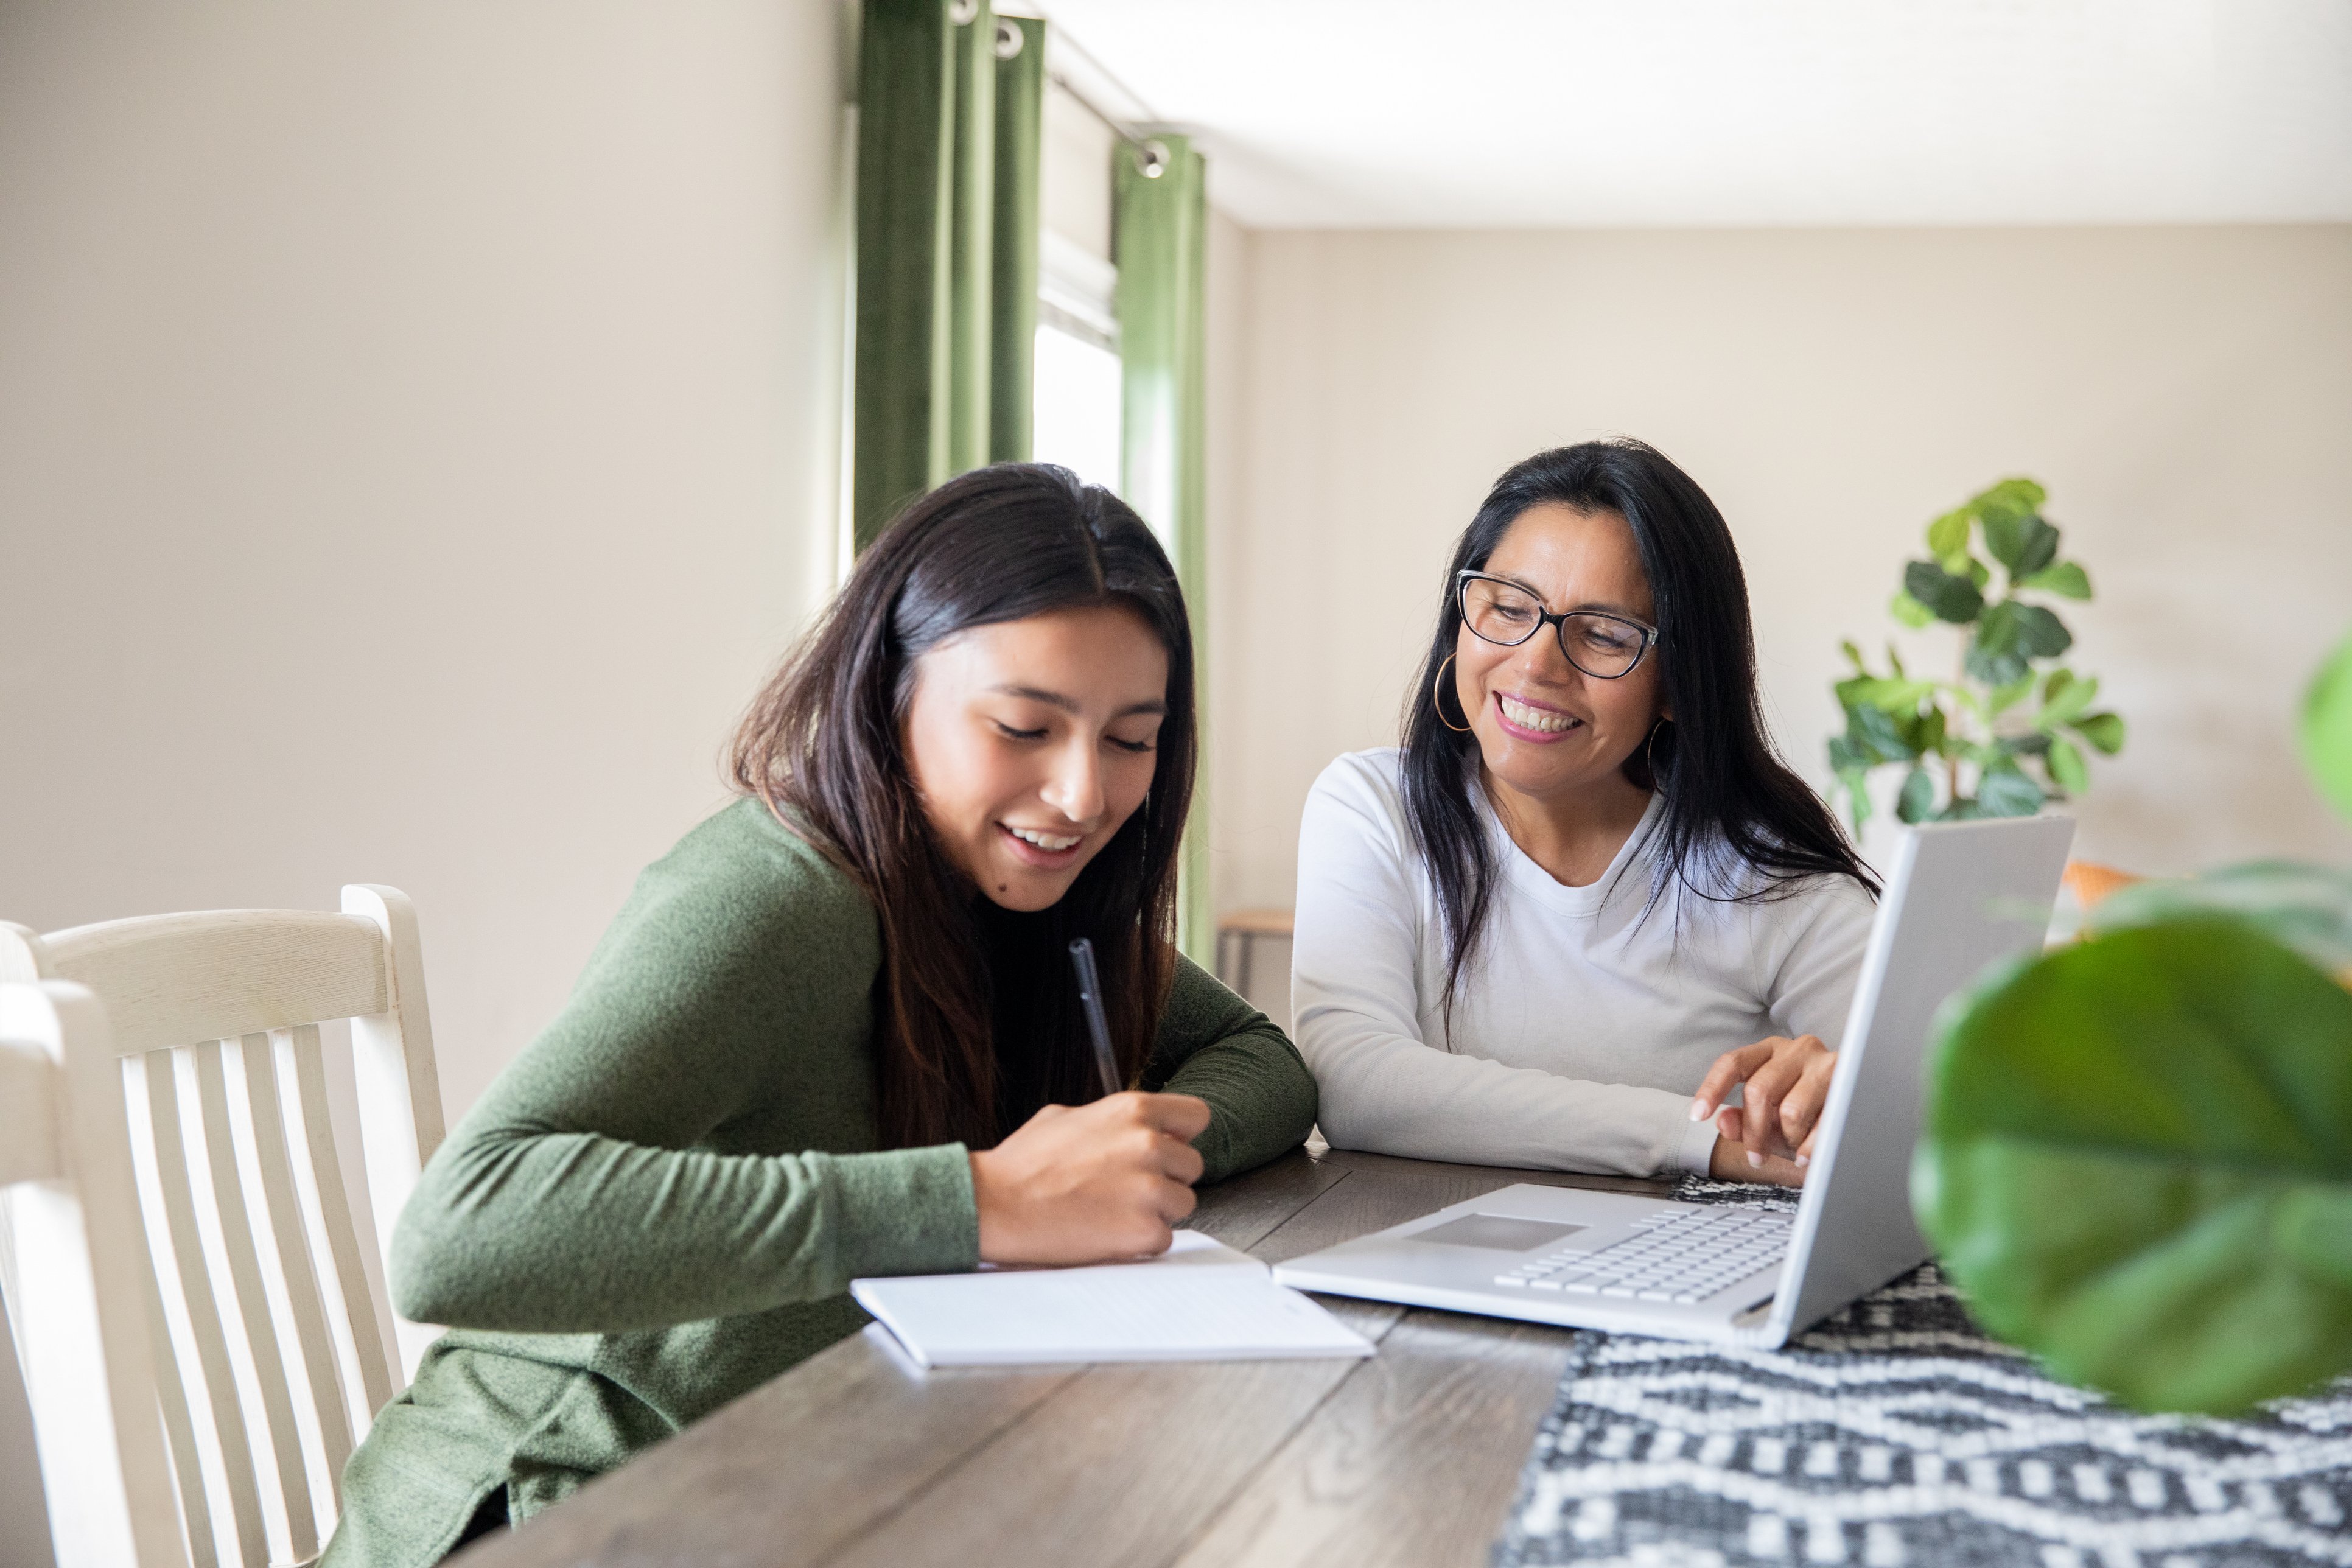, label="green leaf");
[1888,590,1935,629]
[1895,766,1936,824]
[1965,604,2029,687]
[1836,767,1873,831]
[1967,648,2031,690]
[1986,673,2035,718]
[2301,629,2352,823]
[2045,736,2088,793]
[1901,704,1948,758]
[1886,643,1906,679]
[1974,474,2060,576]
[1926,506,1973,569]
[1840,638,1867,674]
[1965,557,1992,590]
[2035,672,2098,731]
[1974,601,2020,651]
[2071,712,2126,755]
[1913,918,2352,1413]
[1835,674,1936,714]
[2013,518,2061,578]
[1980,509,2039,570]
[1966,601,2071,688]
[2018,561,2092,600]
[1905,561,1984,625]
[1849,701,1915,764]
[1976,764,2045,817]
[2088,861,2352,981]
[1936,796,1983,821]
[2009,603,2073,659]
[1970,477,2048,522]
